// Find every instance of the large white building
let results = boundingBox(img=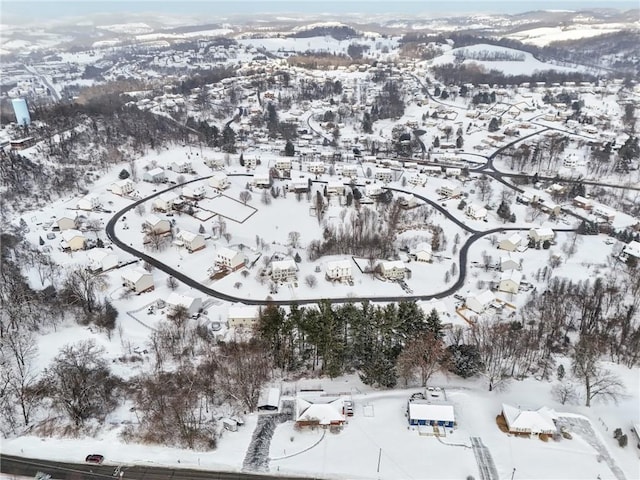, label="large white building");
[326,260,353,282]
[271,259,297,282]
[215,247,245,270]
